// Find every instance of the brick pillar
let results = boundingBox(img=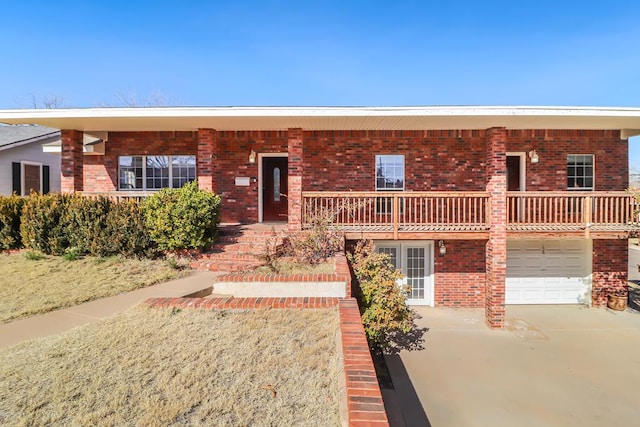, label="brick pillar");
[485,127,507,328]
[592,239,628,306]
[288,128,303,232]
[197,128,218,192]
[61,129,84,193]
